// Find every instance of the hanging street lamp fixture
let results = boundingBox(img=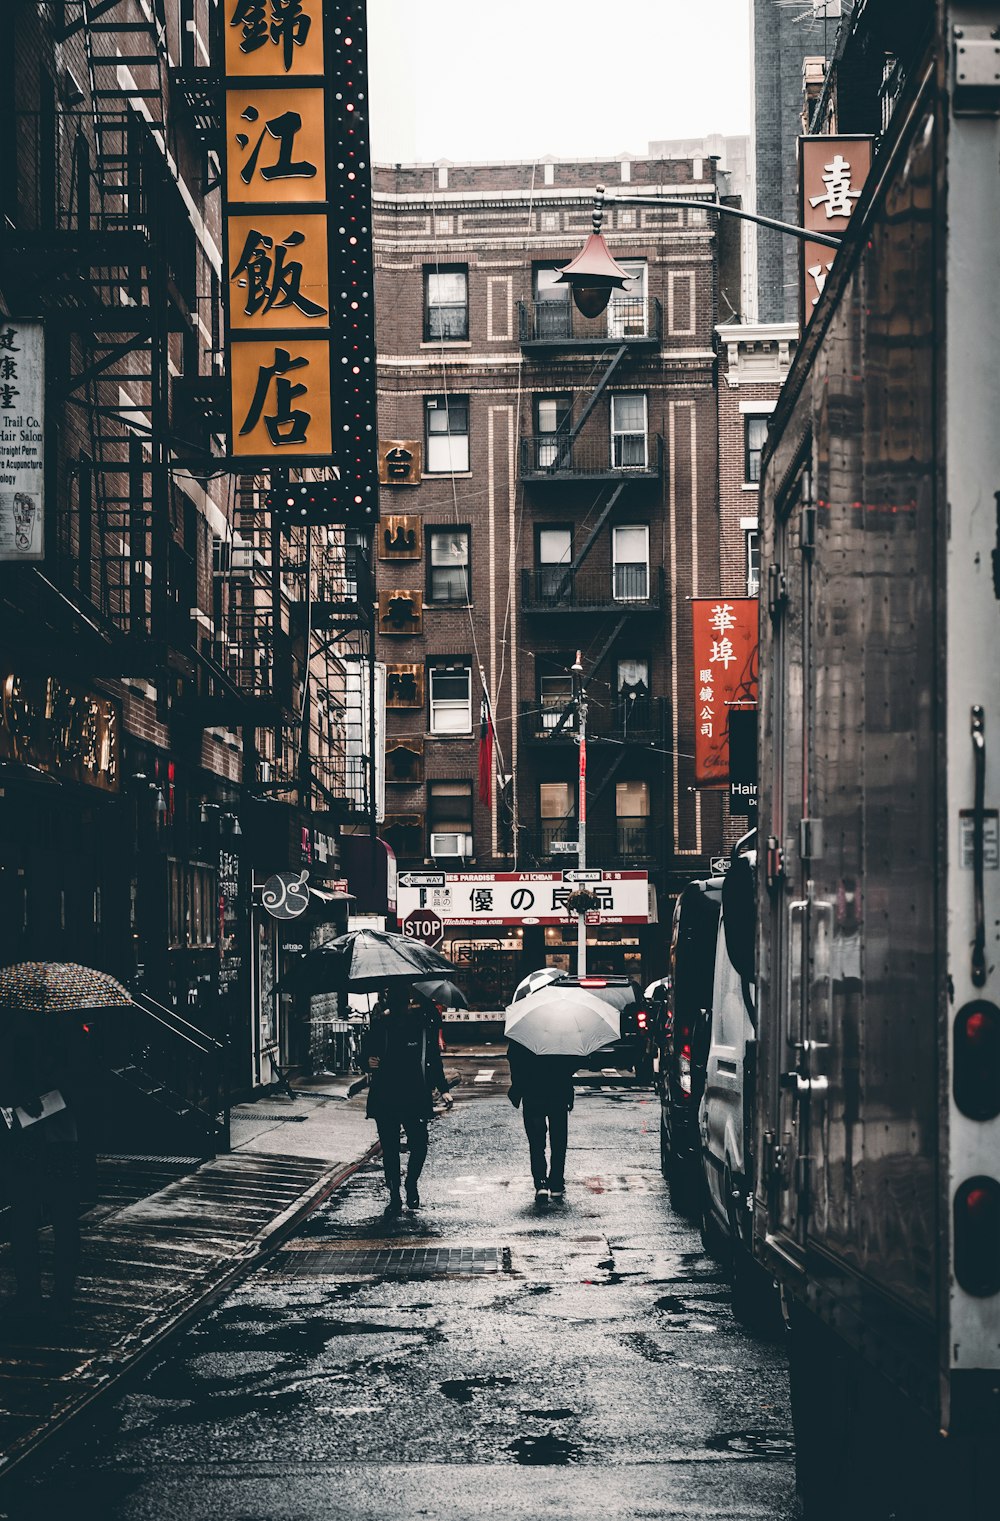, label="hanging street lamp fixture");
[556,184,843,316]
